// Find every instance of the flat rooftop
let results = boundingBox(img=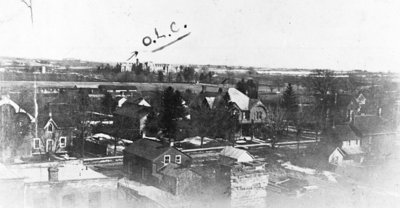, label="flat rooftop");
[9,163,107,183]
